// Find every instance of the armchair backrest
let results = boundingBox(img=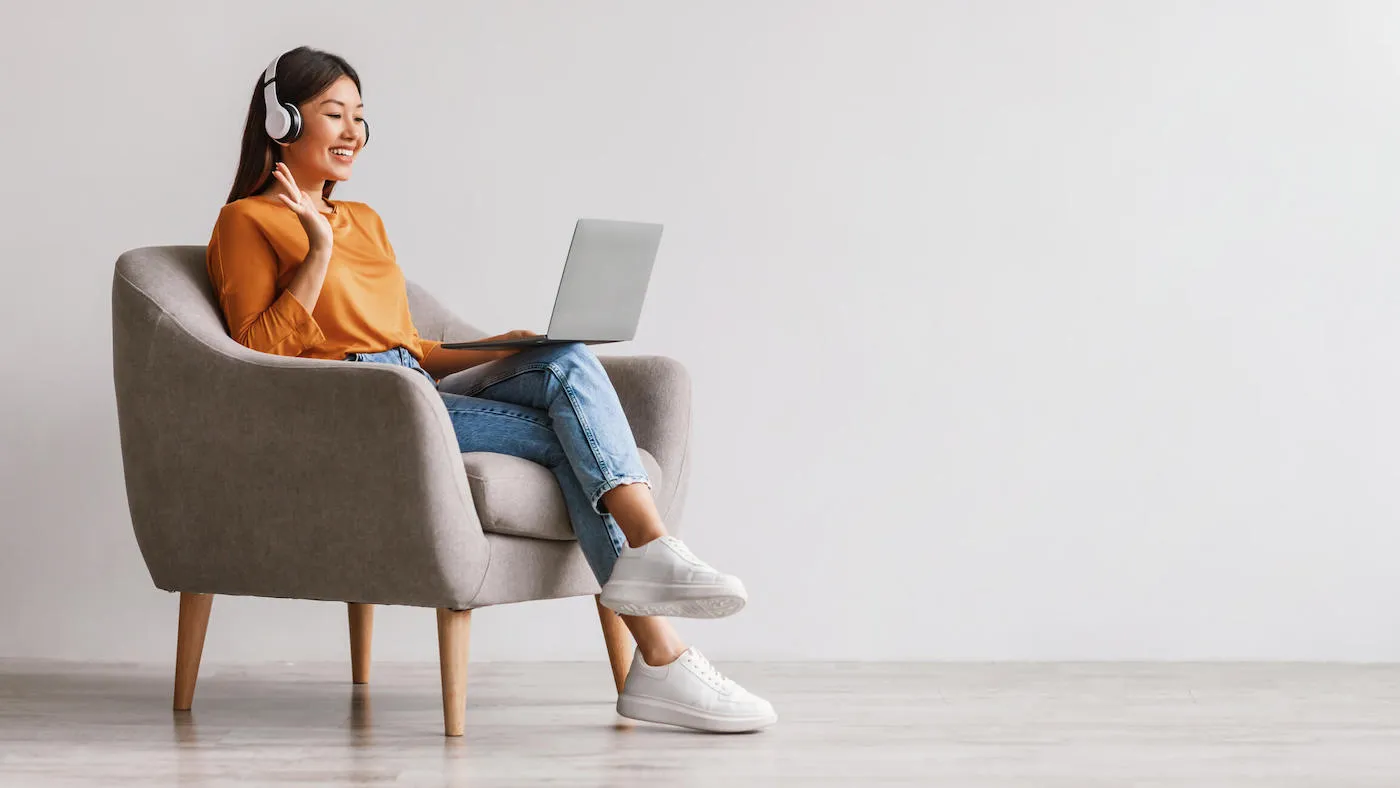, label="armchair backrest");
[110,245,492,608]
